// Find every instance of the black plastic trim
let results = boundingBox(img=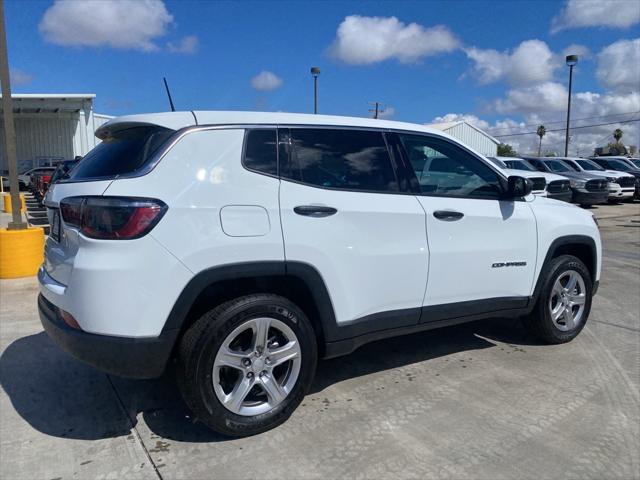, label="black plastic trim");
[531,235,598,301]
[163,261,286,331]
[39,294,178,379]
